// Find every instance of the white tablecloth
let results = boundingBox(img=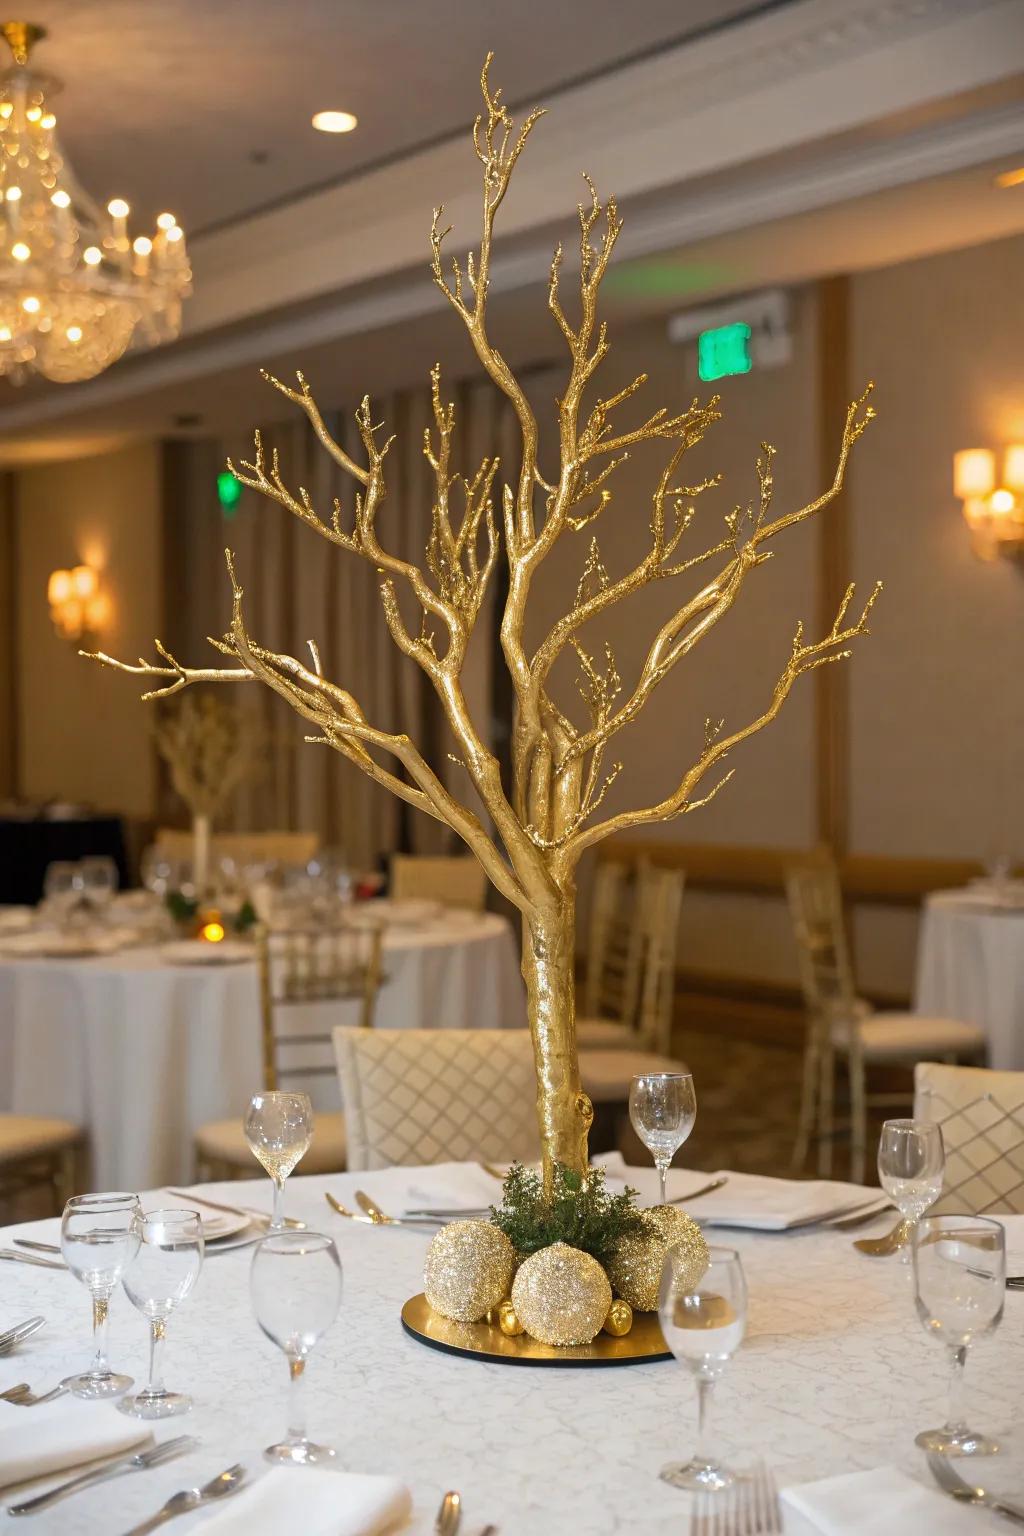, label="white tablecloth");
[915,891,1024,1069]
[0,914,524,1189]
[0,1164,1021,1535]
